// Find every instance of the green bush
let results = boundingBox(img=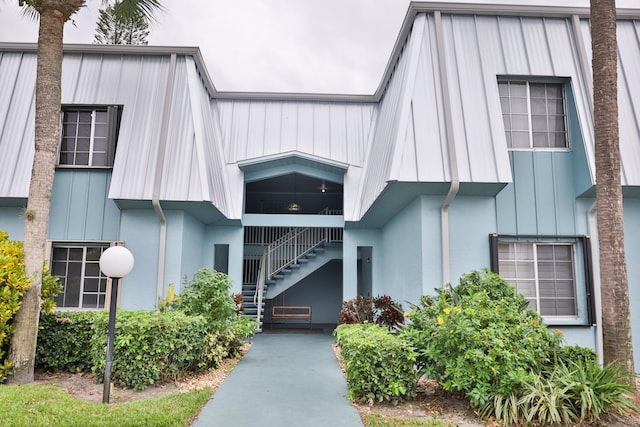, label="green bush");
[0,231,62,382]
[335,323,418,405]
[0,231,31,381]
[202,316,258,368]
[36,312,98,373]
[402,269,563,408]
[172,269,236,327]
[90,310,211,389]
